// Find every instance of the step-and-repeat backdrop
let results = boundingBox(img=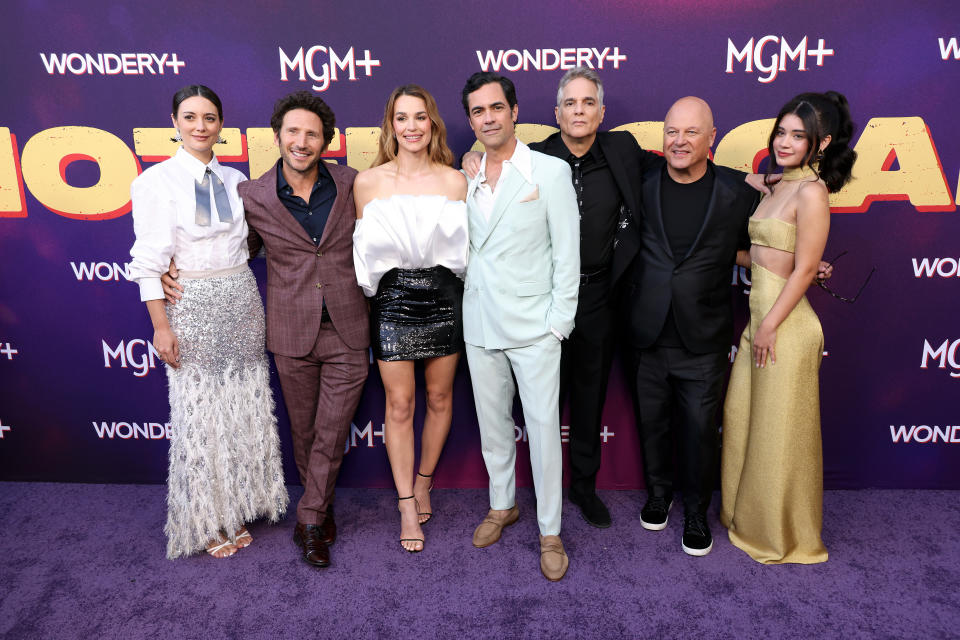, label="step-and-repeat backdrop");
[1,1,957,489]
